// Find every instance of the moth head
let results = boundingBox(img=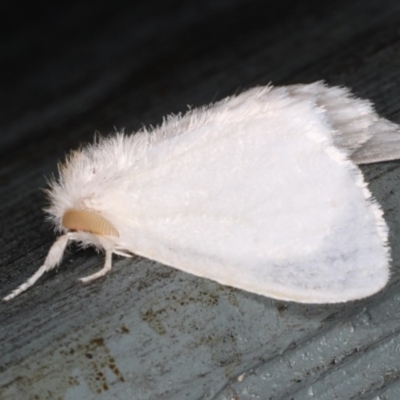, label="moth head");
[62,209,119,237]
